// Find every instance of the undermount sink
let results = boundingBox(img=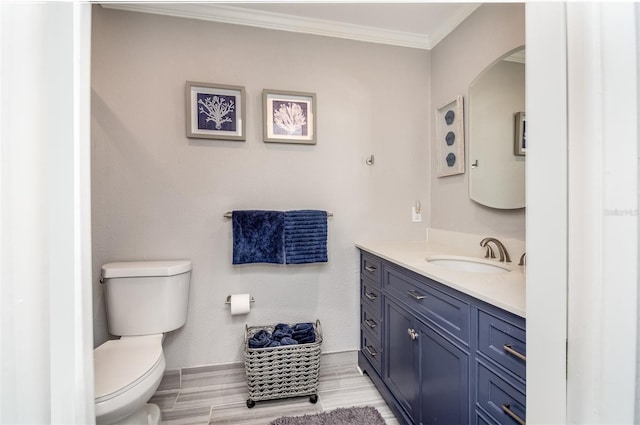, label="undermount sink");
[425,255,511,274]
